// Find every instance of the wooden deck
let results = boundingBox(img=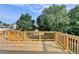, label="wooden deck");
[0,40,68,54]
[0,30,79,54]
